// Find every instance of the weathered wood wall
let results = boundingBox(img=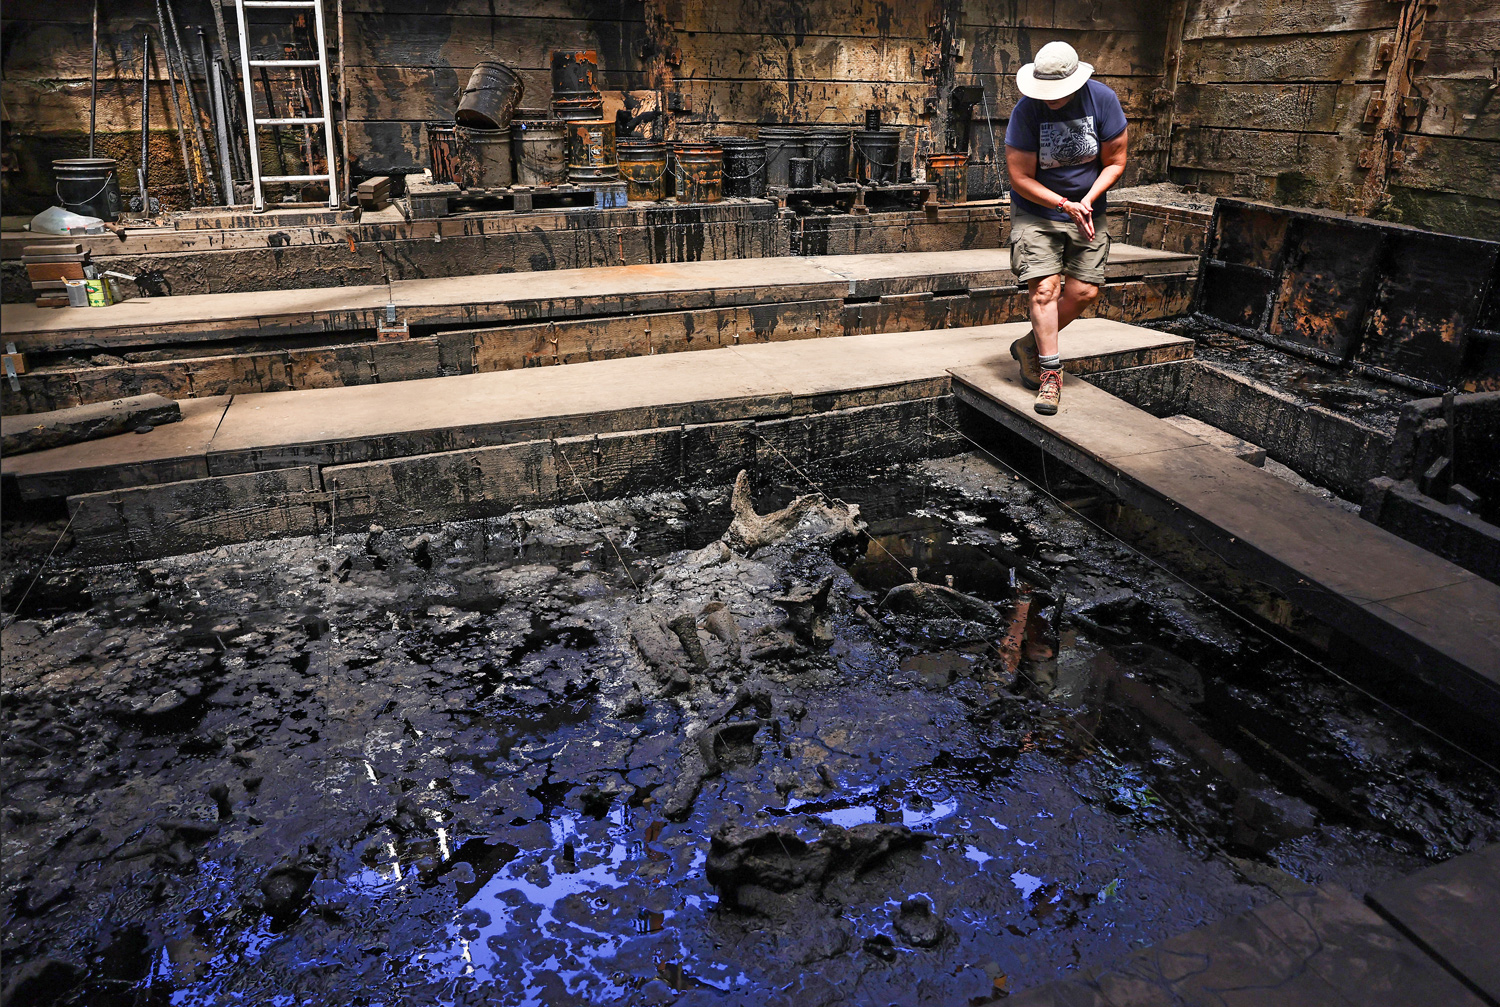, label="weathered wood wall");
[2,0,1493,236]
[1168,0,1499,238]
